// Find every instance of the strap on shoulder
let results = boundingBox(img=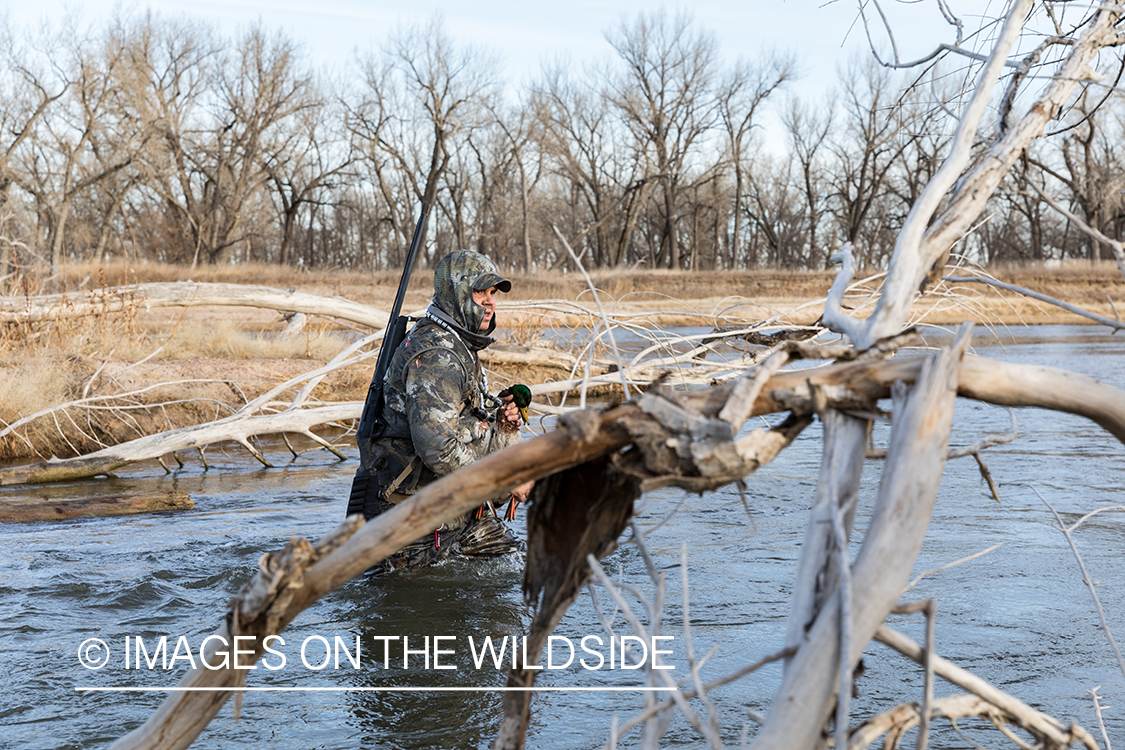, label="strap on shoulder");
[401,344,470,384]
